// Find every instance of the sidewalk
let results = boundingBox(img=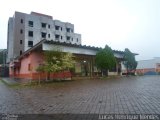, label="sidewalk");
[0,77,32,85]
[0,77,19,85]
